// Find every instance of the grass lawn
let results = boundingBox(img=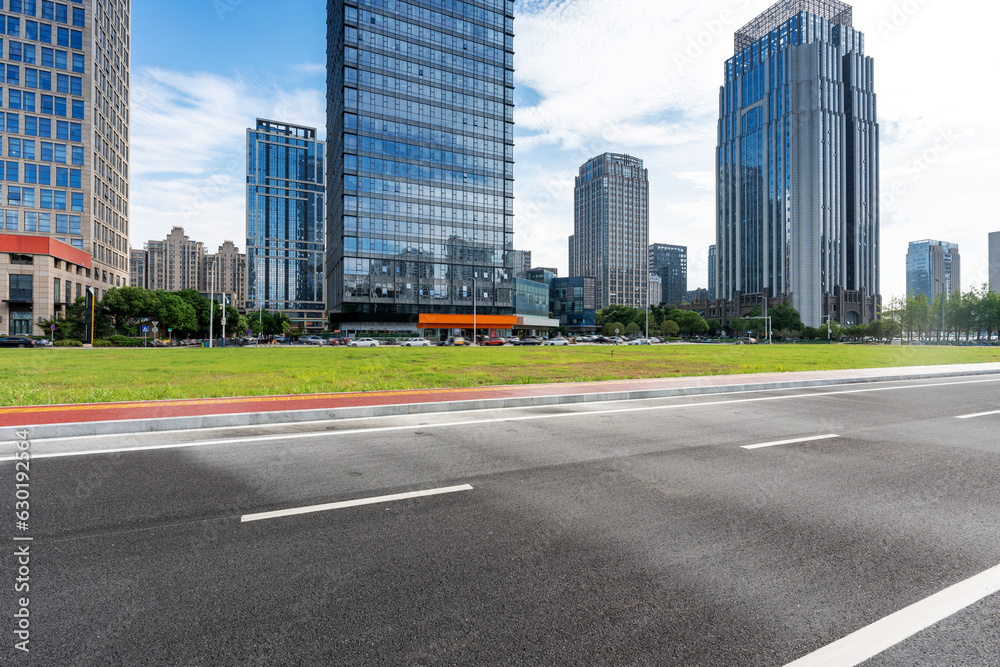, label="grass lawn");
[1,344,999,407]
